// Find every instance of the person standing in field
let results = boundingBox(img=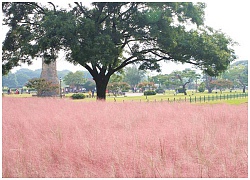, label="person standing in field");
[88,90,91,98]
[91,89,95,98]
